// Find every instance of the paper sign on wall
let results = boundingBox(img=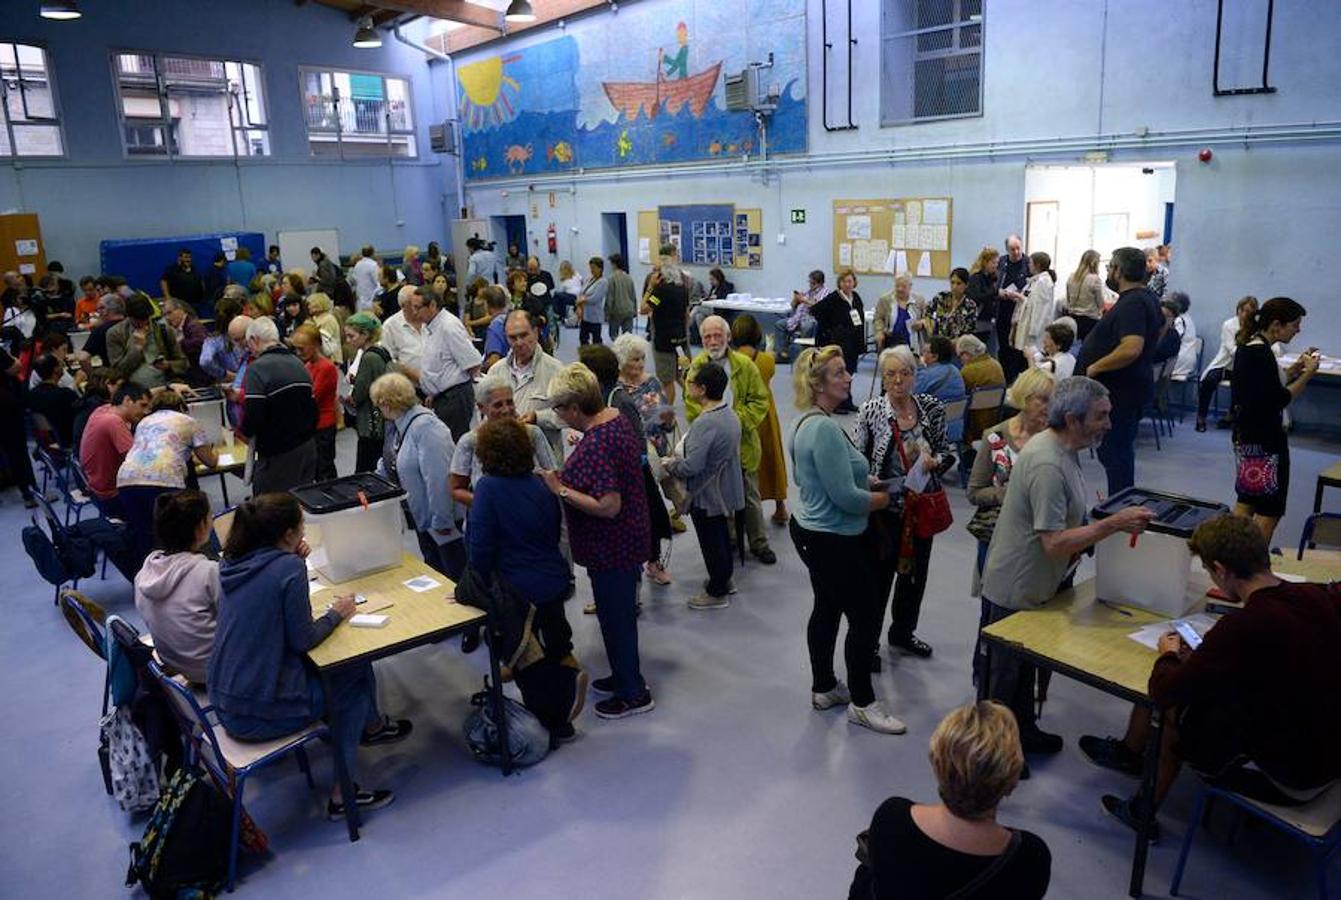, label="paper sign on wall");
[638,237,651,264]
[844,216,871,240]
[14,239,38,256]
[838,242,852,266]
[18,263,35,275]
[220,237,238,252]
